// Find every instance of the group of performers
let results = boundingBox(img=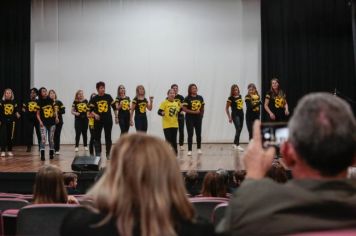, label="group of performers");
[0,78,289,159]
